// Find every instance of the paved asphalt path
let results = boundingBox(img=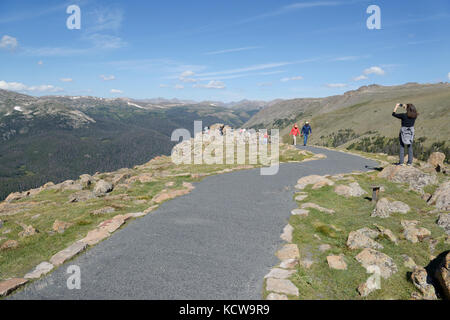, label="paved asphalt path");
[11,146,378,300]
